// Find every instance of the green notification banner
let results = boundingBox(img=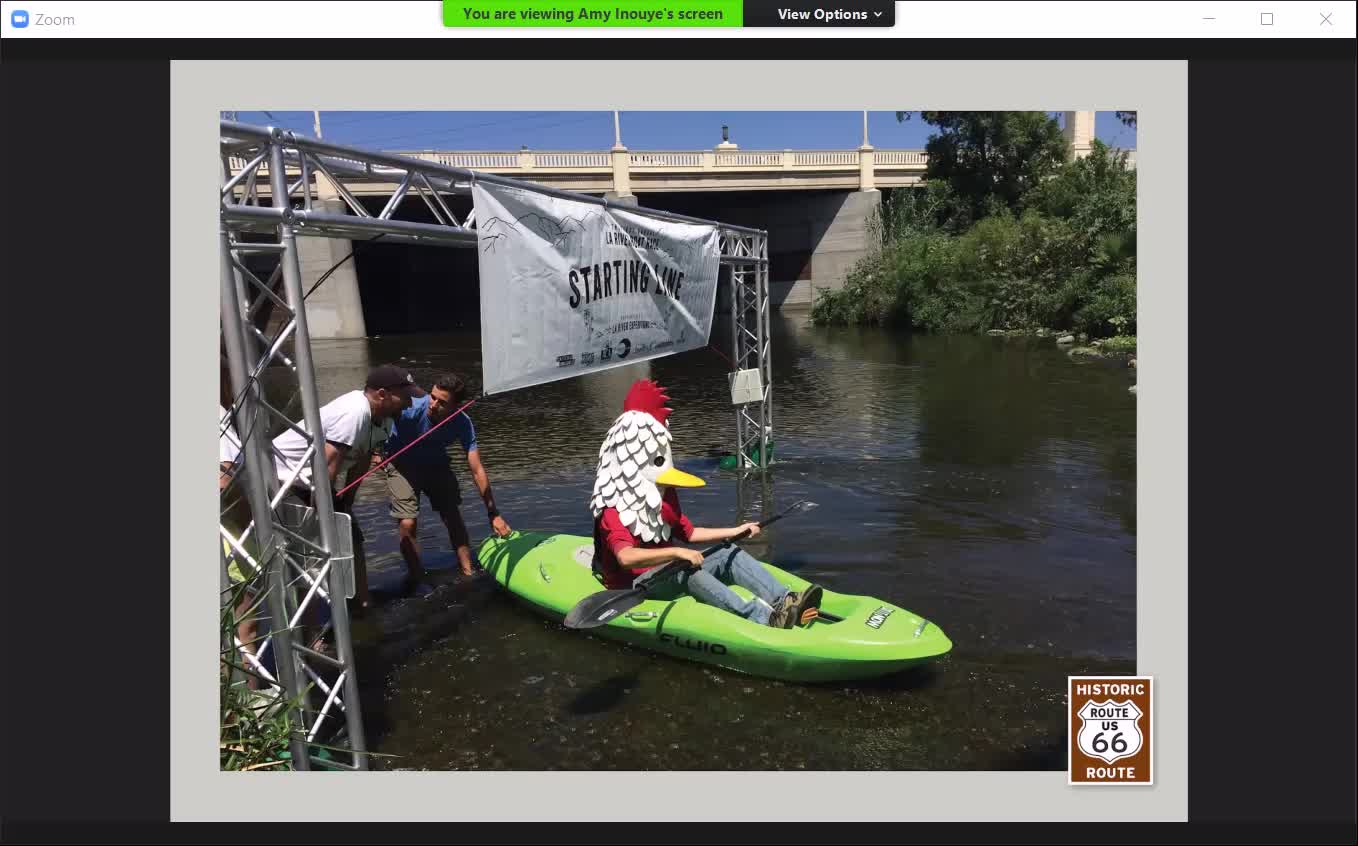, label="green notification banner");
[444,1,742,27]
